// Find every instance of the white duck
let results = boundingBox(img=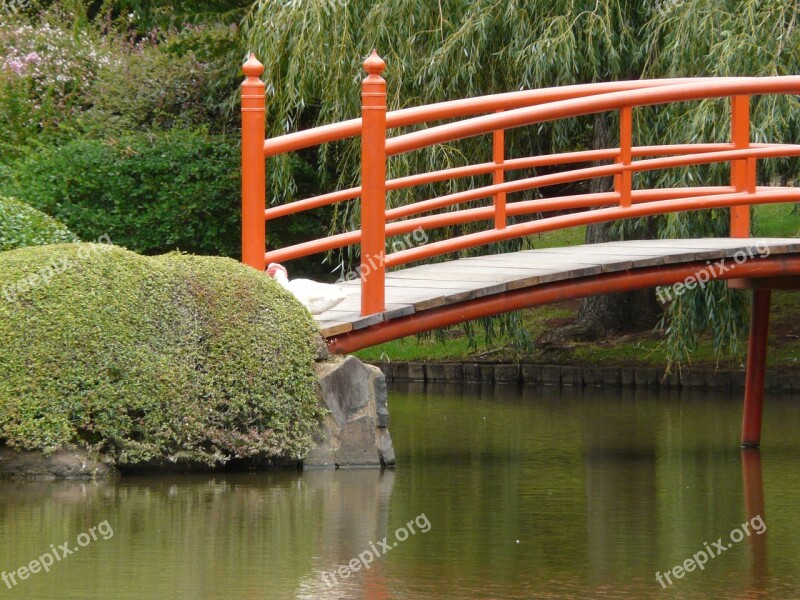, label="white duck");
[266,263,349,315]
